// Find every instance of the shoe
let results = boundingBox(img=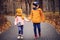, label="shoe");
[34,36,38,40]
[34,35,38,39]
[39,33,41,37]
[17,36,21,39]
[21,35,24,39]
[35,36,38,39]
